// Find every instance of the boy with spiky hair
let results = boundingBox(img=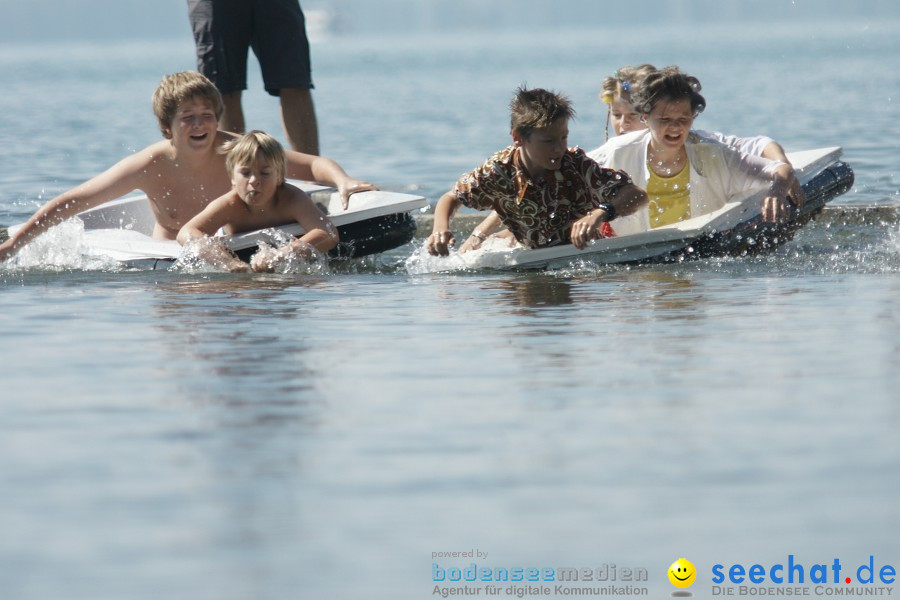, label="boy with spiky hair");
[427,86,646,255]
